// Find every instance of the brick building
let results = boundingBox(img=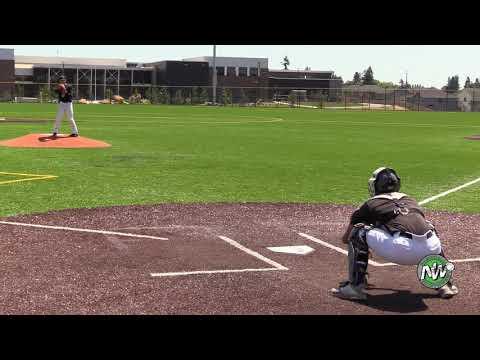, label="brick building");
[183,56,270,102]
[268,69,342,101]
[0,49,15,100]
